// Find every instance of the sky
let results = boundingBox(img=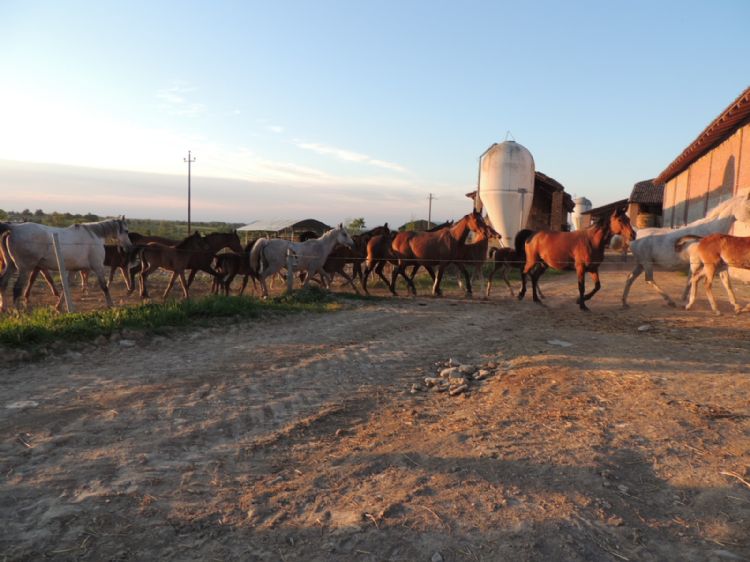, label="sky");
[1,0,749,228]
